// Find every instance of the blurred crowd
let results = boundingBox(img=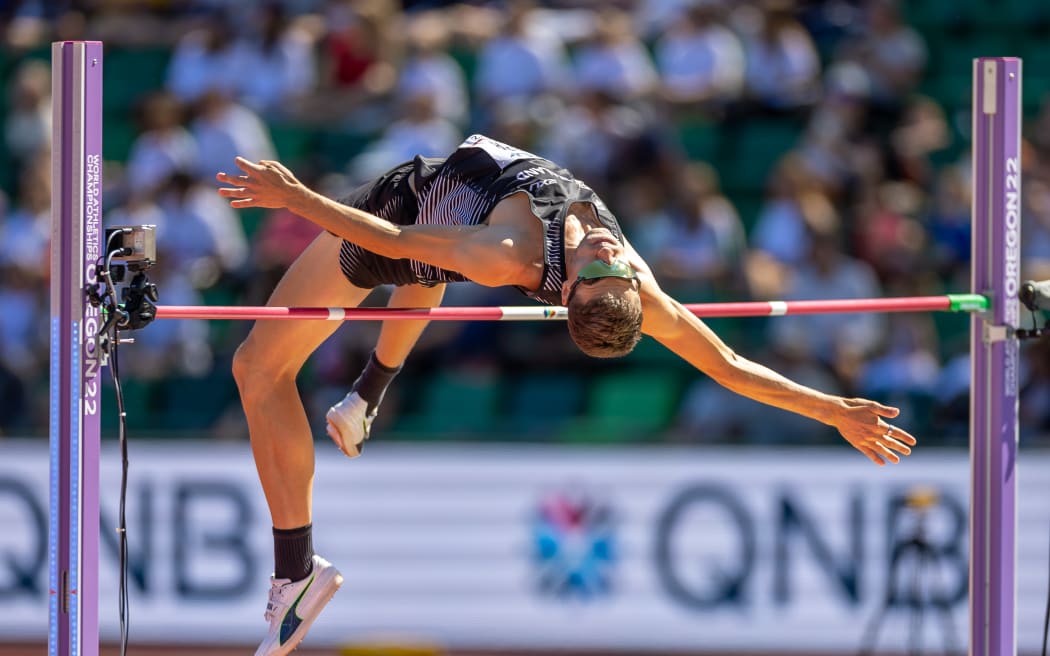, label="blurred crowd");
[2,0,1050,447]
